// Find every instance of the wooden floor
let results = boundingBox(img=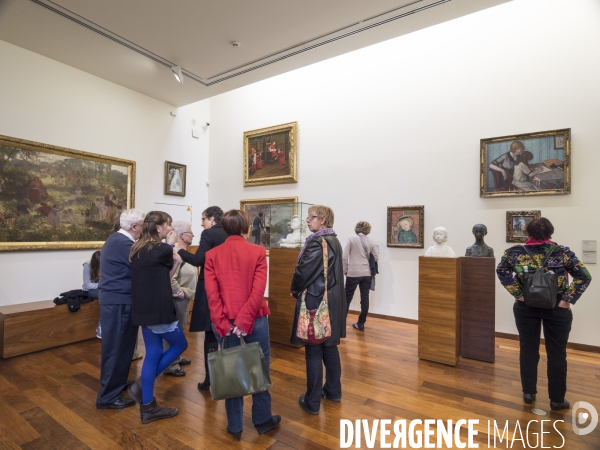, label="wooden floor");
[0,316,599,449]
